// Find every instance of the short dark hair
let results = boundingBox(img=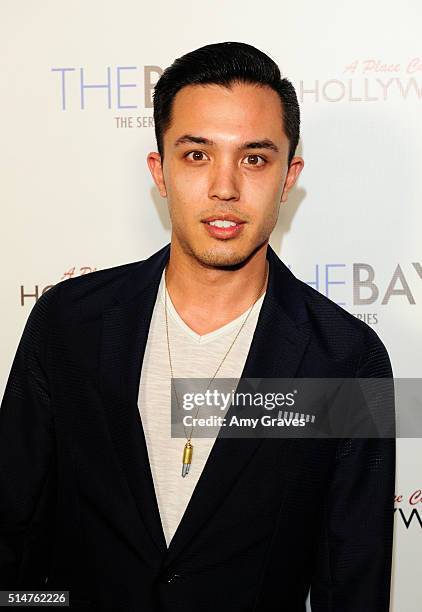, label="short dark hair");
[153,41,300,165]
